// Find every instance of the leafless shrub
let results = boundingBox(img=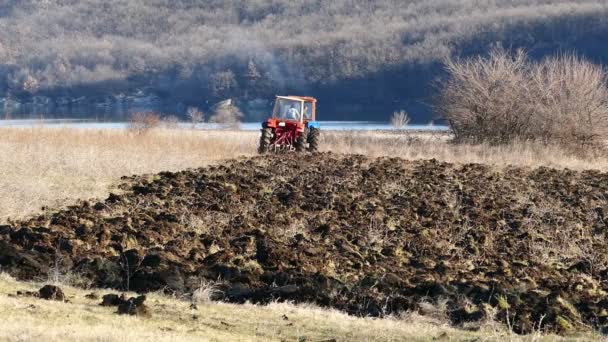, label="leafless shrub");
[162,115,180,129]
[437,49,608,147]
[367,217,389,246]
[417,298,450,322]
[209,101,244,129]
[178,211,208,235]
[187,107,204,128]
[119,251,143,291]
[192,279,224,304]
[391,110,411,129]
[128,112,162,134]
[47,249,92,288]
[531,55,608,145]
